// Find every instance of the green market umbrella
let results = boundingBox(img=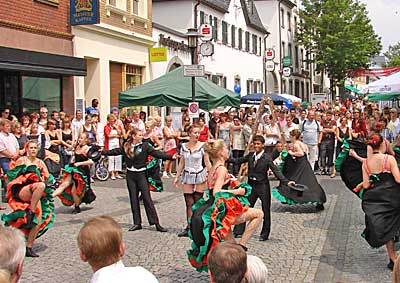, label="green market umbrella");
[344,85,361,94]
[119,67,240,110]
[366,92,400,101]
